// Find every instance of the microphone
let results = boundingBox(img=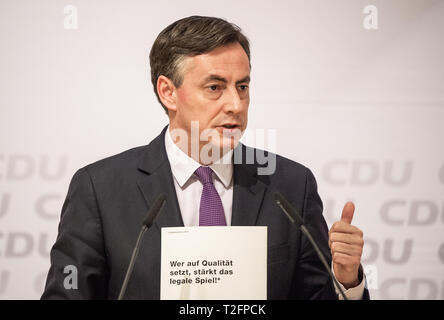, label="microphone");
[273,192,348,300]
[118,193,167,300]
